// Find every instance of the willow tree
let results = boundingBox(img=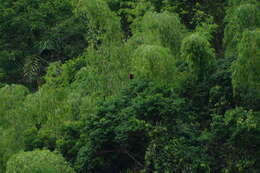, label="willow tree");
[228,0,258,6]
[71,43,131,97]
[231,29,260,108]
[224,0,260,58]
[181,33,215,81]
[0,85,29,173]
[131,45,177,84]
[6,150,75,173]
[132,11,186,56]
[74,0,122,46]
